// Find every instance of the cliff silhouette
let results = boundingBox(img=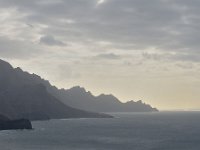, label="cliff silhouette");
[0,59,157,121]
